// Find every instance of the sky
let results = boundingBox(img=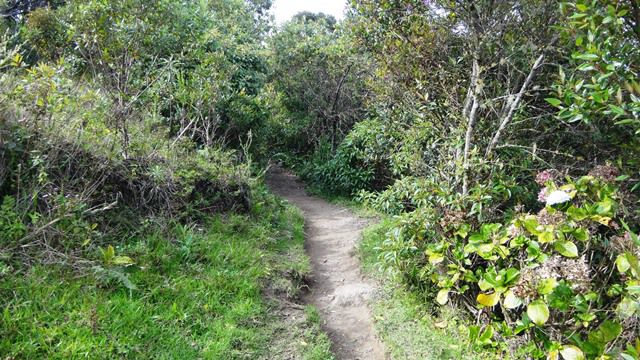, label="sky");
[270,0,347,25]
